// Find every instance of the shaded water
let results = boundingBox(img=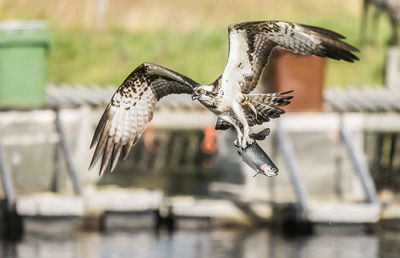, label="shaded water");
[1,228,399,258]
